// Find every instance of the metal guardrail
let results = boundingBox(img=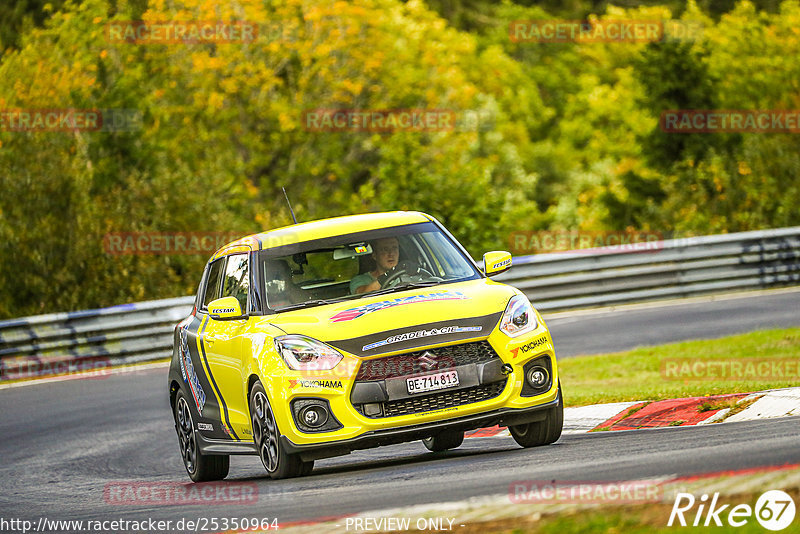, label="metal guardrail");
[0,296,193,379]
[497,226,800,311]
[1,227,799,378]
